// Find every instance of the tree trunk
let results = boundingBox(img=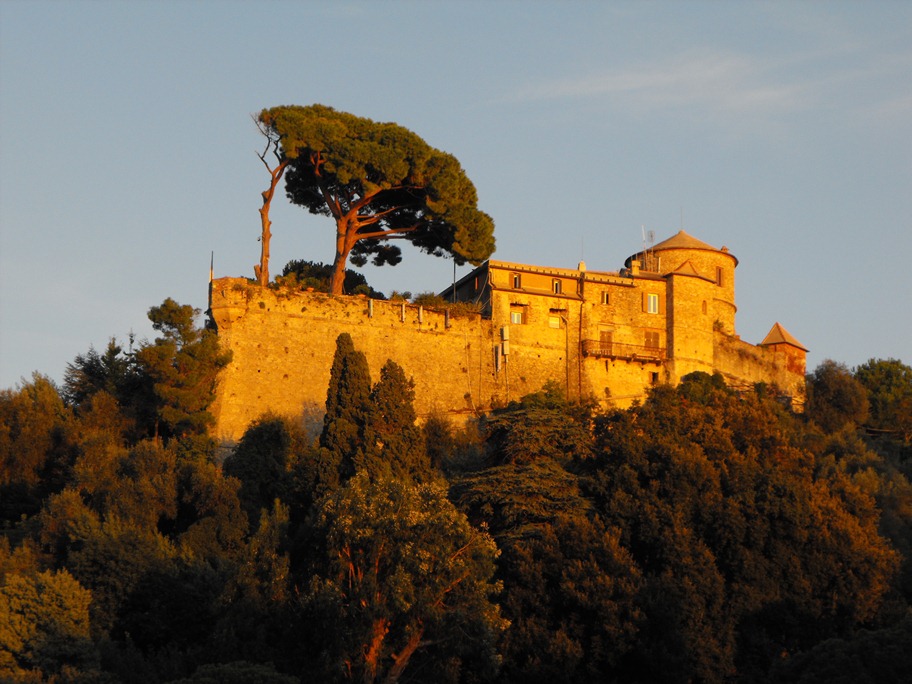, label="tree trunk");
[329,218,355,295]
[256,159,287,288]
[362,617,389,684]
[256,204,271,288]
[382,626,424,684]
[330,252,348,295]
